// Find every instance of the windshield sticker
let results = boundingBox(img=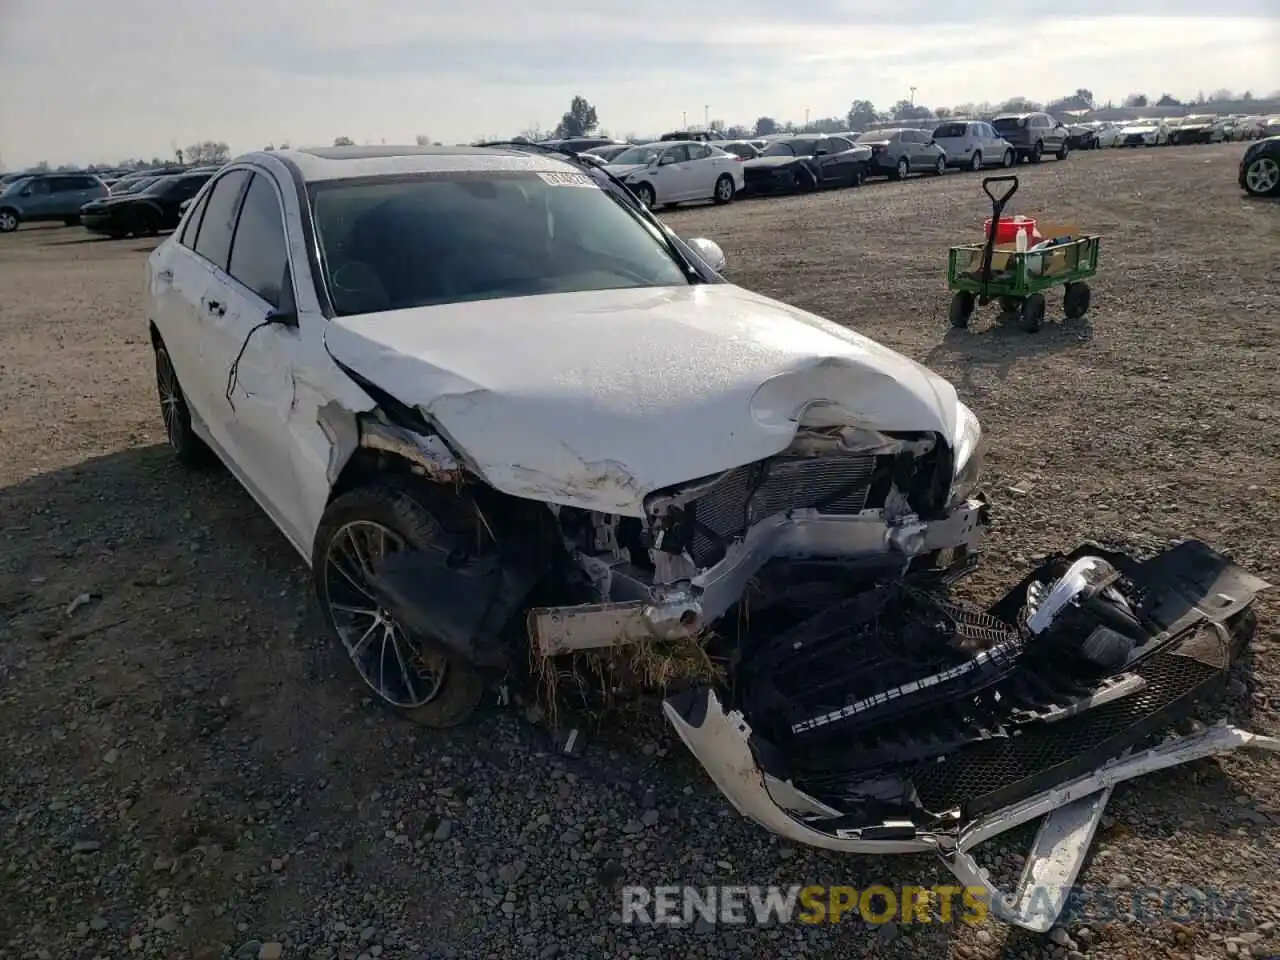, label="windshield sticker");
[537,171,597,188]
